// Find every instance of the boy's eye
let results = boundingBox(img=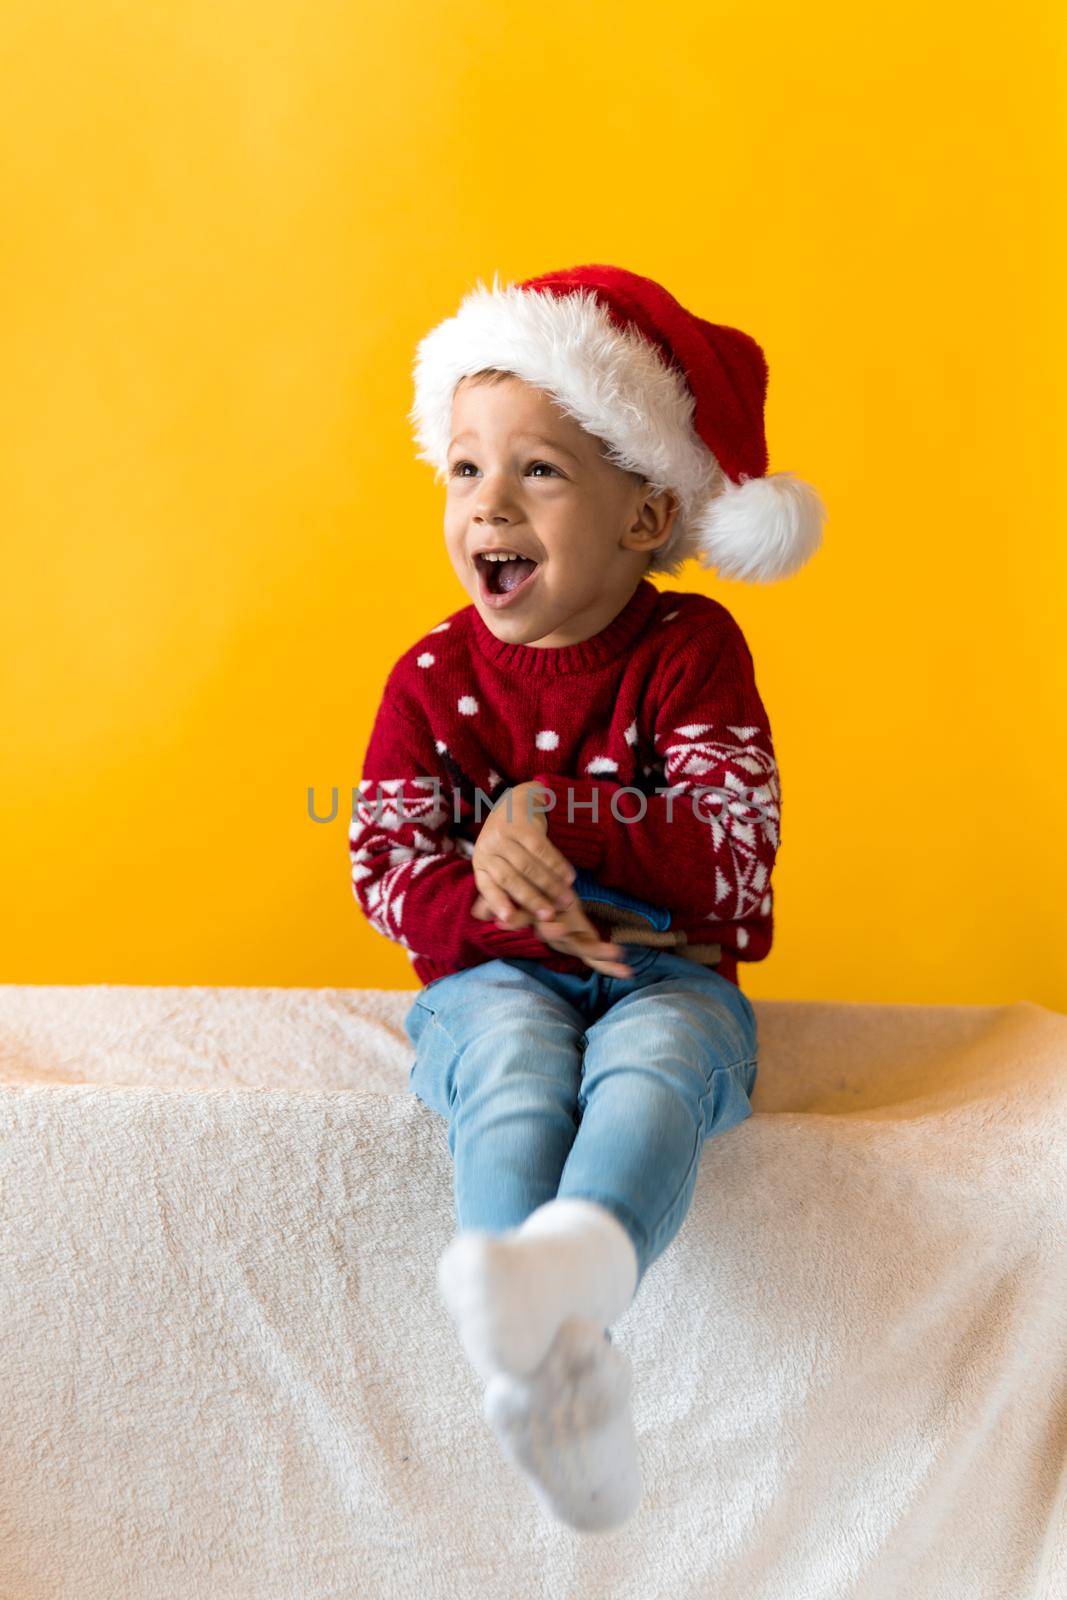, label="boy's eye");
[450,460,559,478]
